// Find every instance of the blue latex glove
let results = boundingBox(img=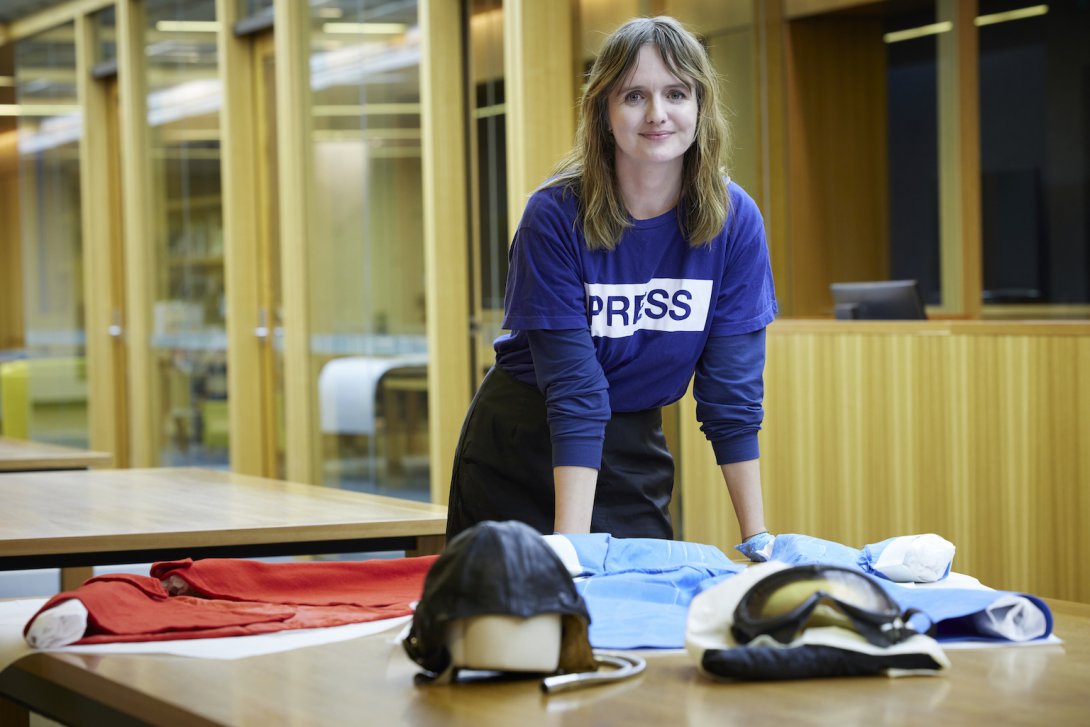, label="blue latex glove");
[735,531,776,562]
